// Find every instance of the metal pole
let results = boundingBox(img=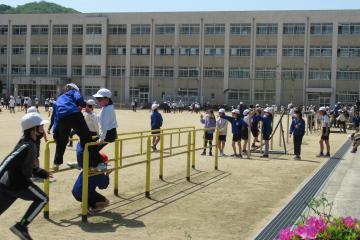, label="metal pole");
[186,132,191,181]
[43,142,50,219]
[159,134,164,180]
[178,128,181,146]
[192,129,196,168]
[145,137,151,198]
[114,140,119,196]
[247,116,251,159]
[286,113,290,143]
[270,113,274,150]
[140,132,143,154]
[170,133,173,156]
[81,144,90,222]
[119,140,123,167]
[214,128,219,170]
